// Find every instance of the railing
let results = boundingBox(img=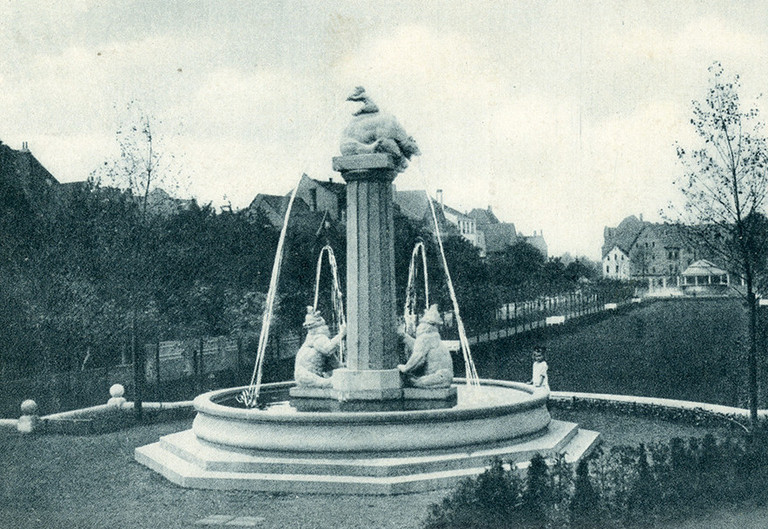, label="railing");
[442,290,636,346]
